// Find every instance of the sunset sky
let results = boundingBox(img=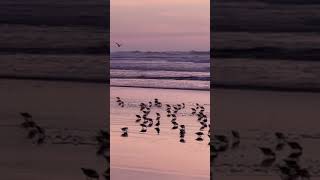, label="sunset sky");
[111,0,209,51]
